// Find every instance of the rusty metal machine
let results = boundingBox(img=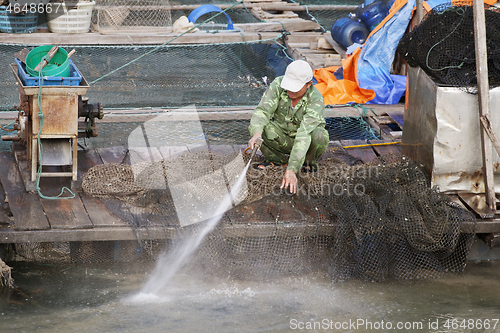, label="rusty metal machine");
[3,62,103,191]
